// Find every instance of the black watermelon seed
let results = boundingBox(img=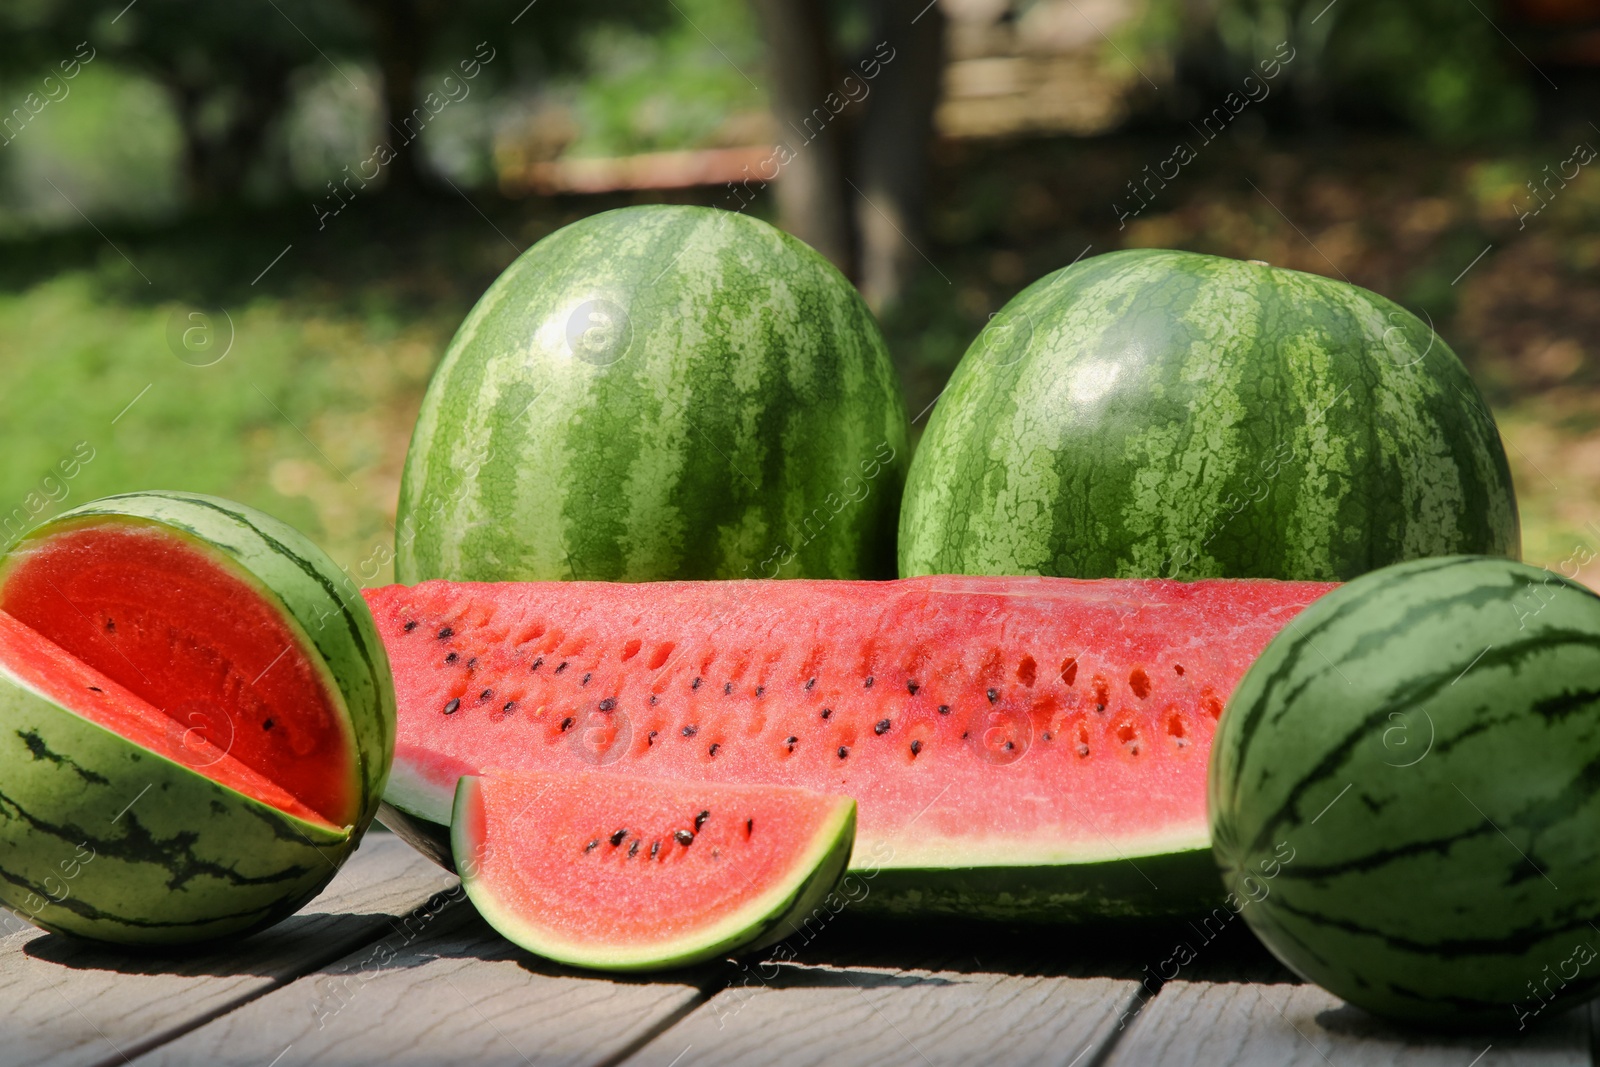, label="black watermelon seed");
[581,672,591,685]
[805,677,816,690]
[1042,731,1052,741]
[1004,741,1015,751]
[104,619,115,632]
[708,743,720,758]
[445,652,458,664]
[560,716,574,731]
[745,818,754,837]
[650,841,661,860]
[479,689,492,702]
[695,810,709,831]
[987,688,999,703]
[864,676,874,688]
[502,702,516,714]
[647,730,658,746]
[1095,703,1106,713]
[554,661,568,674]
[682,725,697,737]
[437,627,452,639]
[907,681,920,695]
[443,698,460,715]
[837,746,849,759]
[584,839,599,853]
[1076,743,1090,757]
[820,708,833,720]
[87,685,102,693]
[961,731,969,739]
[724,682,733,695]
[874,719,891,735]
[649,694,659,706]
[403,620,418,632]
[263,718,275,731]
[628,839,640,858]
[598,698,616,712]
[755,686,764,697]
[784,736,797,752]
[610,828,627,846]
[910,740,923,756]
[674,829,695,846]
[530,657,543,671]
[938,704,950,715]
[692,676,702,690]
[466,657,476,669]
